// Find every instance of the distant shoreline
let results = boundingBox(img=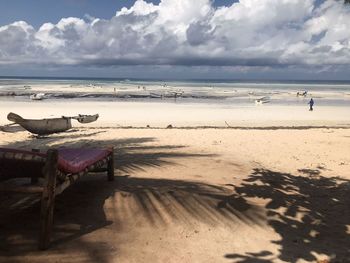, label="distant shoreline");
[1,75,350,85]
